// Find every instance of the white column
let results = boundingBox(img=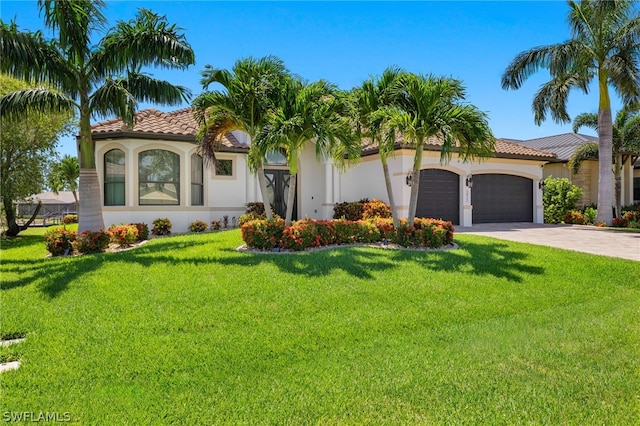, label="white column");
[323,159,334,220]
